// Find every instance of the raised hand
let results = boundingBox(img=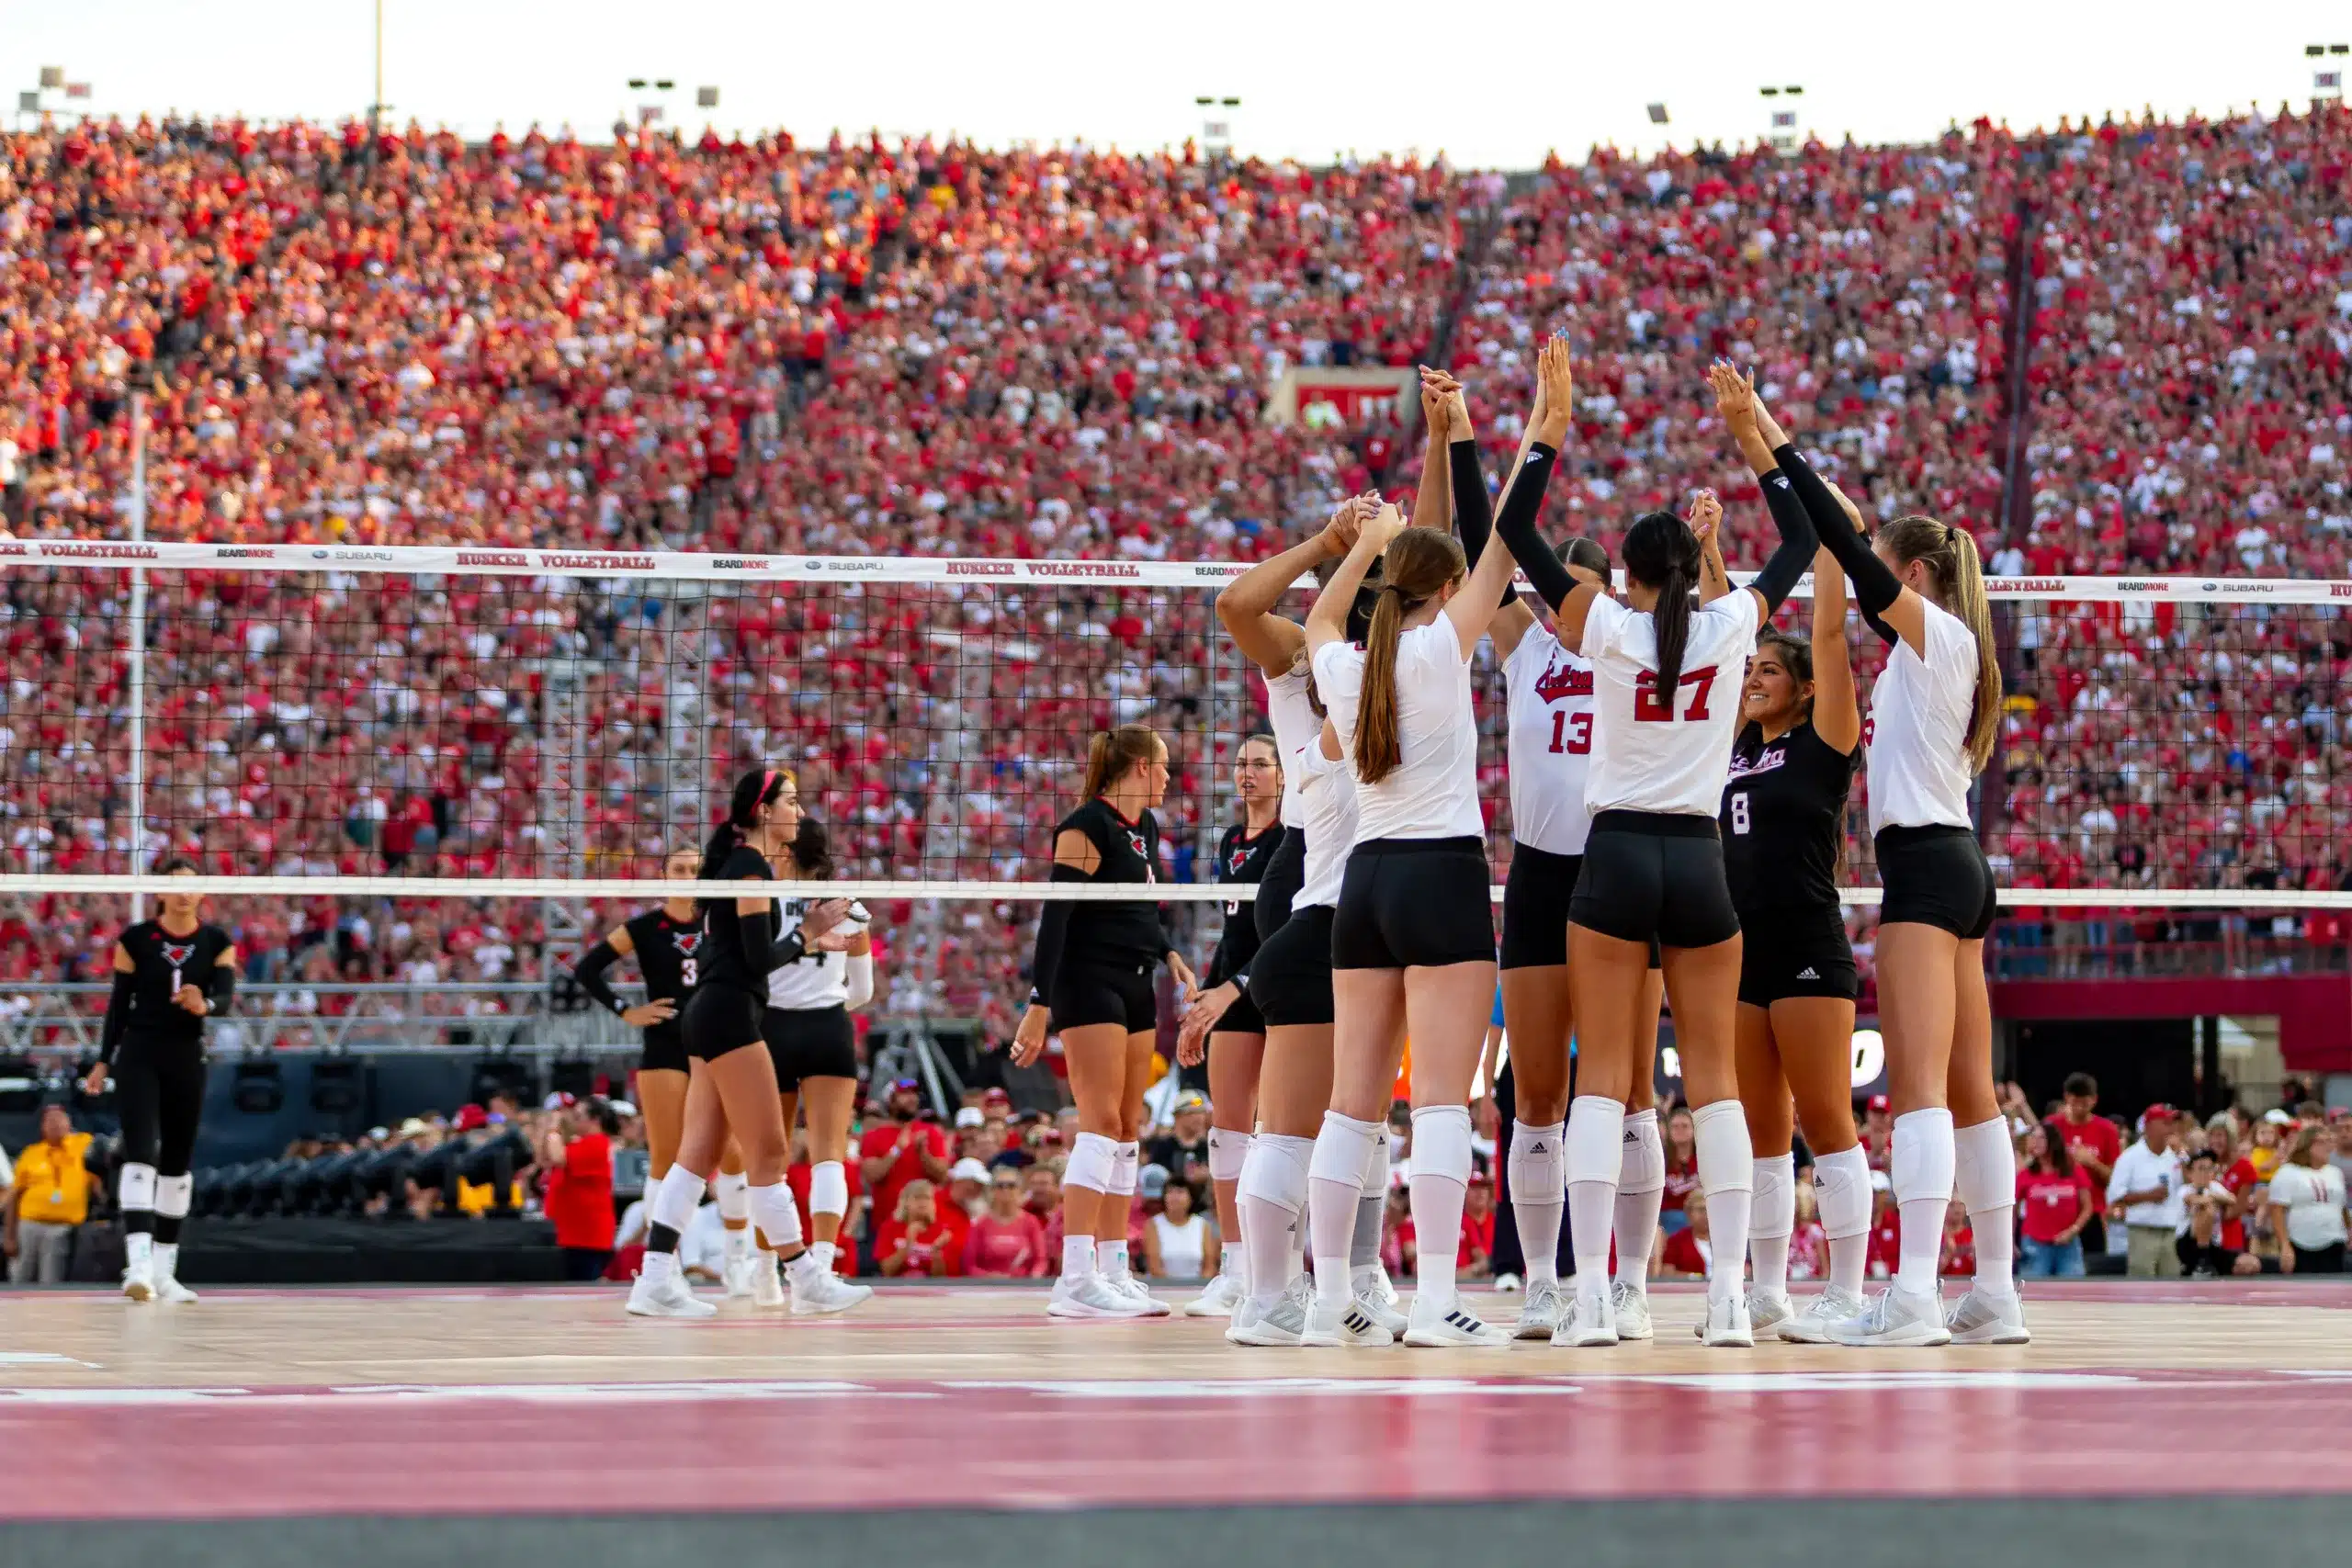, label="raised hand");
[1709,360,1758,433]
[1418,369,1451,437]
[1534,336,1574,442]
[1688,488,1723,546]
[1363,500,1408,552]
[1824,479,1869,536]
